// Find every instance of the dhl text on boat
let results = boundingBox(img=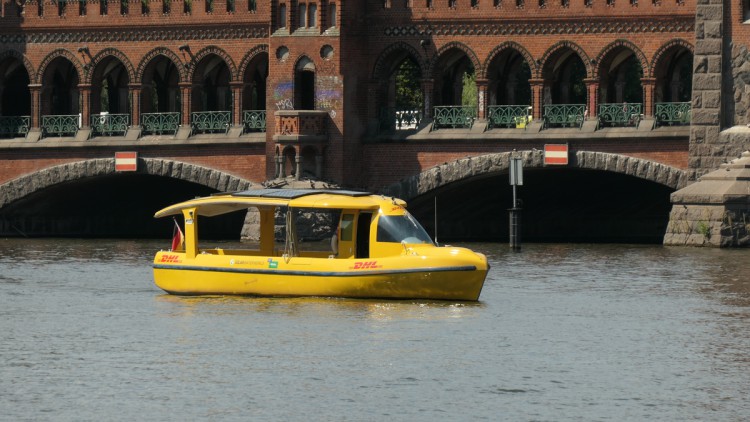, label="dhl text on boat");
[152,189,489,301]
